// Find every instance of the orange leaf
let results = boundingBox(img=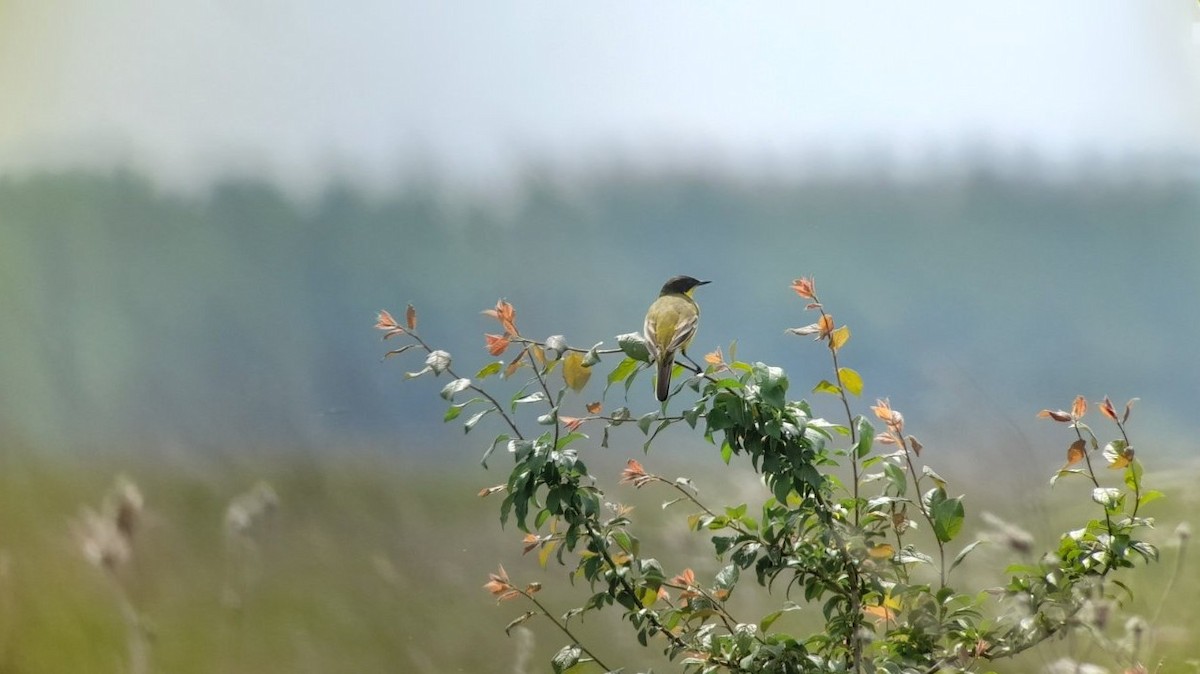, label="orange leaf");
[484,564,518,600]
[790,277,816,300]
[620,459,652,487]
[817,313,835,339]
[405,303,417,330]
[482,299,518,336]
[376,309,398,330]
[478,484,505,497]
[376,310,405,339]
[871,399,894,423]
[1122,397,1139,423]
[1037,409,1072,423]
[863,600,898,621]
[704,348,724,366]
[504,349,527,378]
[1098,396,1118,421]
[560,416,584,432]
[585,401,602,414]
[1065,439,1086,466]
[522,533,539,554]
[485,333,511,356]
[1071,395,1087,420]
[670,568,695,587]
[871,398,903,433]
